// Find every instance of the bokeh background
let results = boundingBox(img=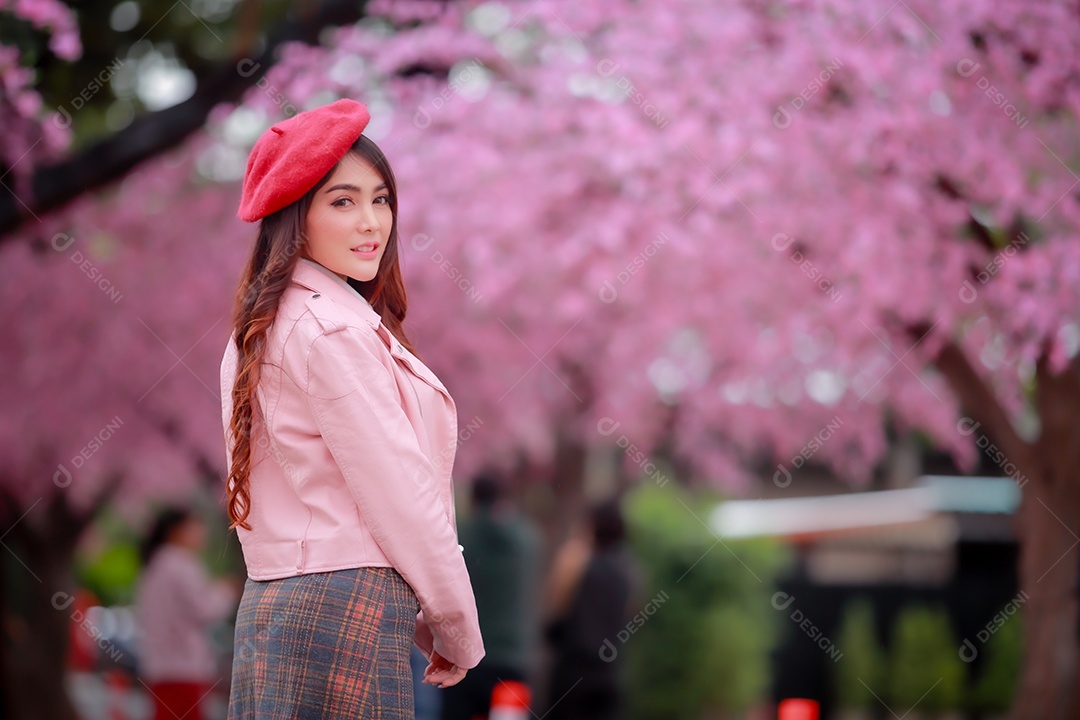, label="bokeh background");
[1,0,1077,719]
